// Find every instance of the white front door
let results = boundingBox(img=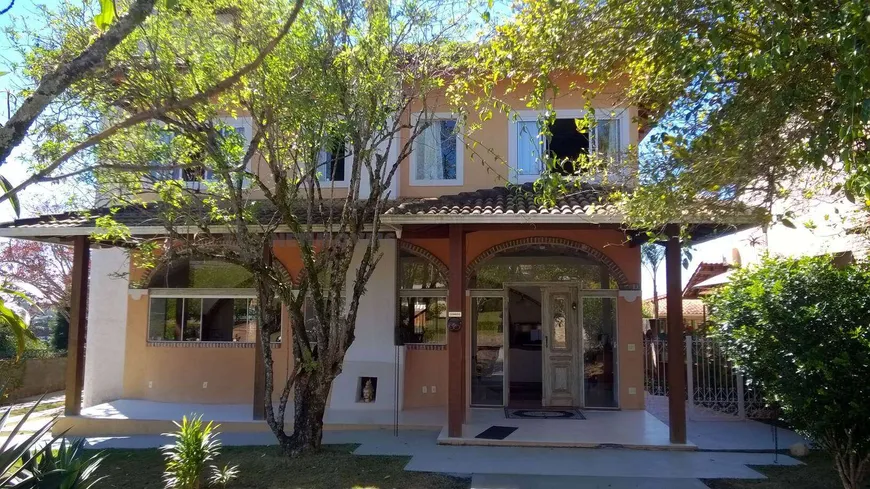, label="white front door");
[542,287,579,406]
